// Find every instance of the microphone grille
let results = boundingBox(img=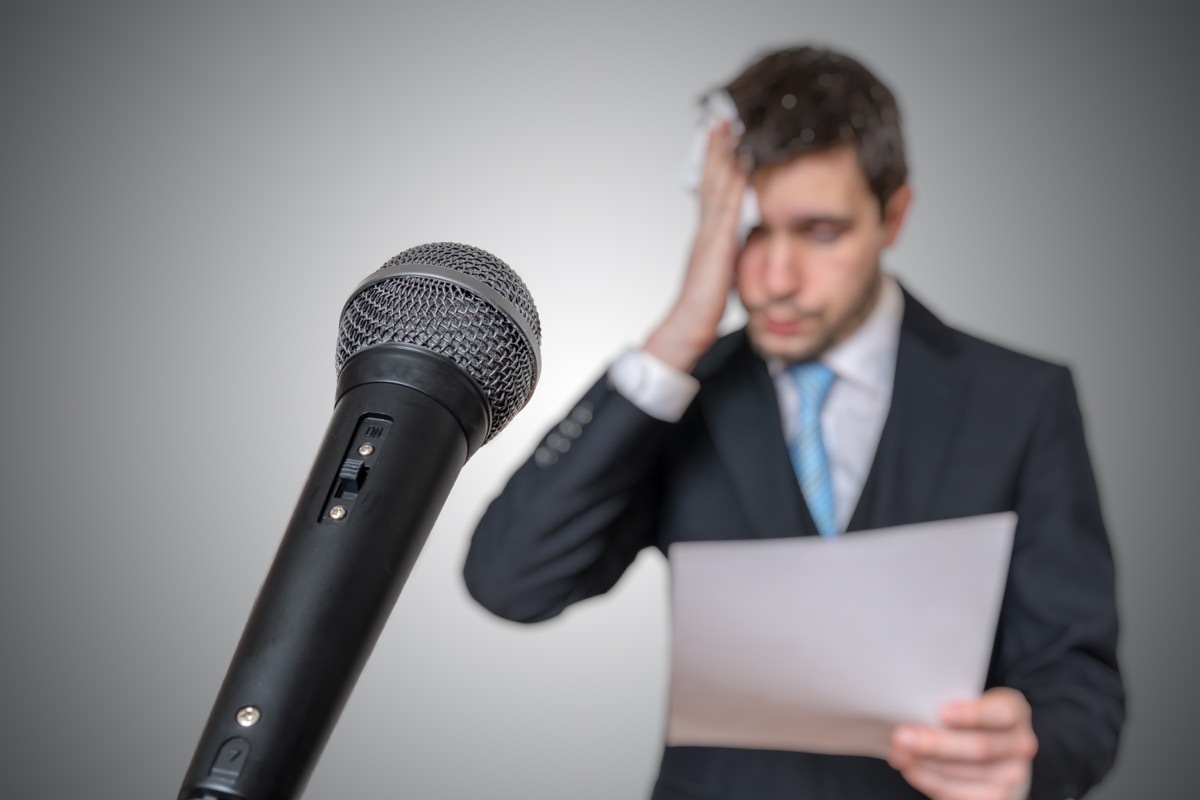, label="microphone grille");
[336,242,541,442]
